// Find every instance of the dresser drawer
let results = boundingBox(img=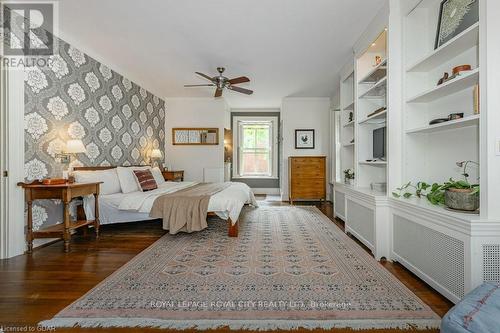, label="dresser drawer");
[290,187,326,199]
[291,164,325,178]
[291,157,324,166]
[291,178,325,189]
